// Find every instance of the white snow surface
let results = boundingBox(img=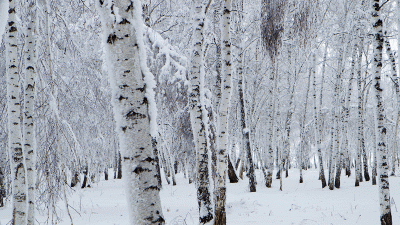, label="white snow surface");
[1,169,400,224]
